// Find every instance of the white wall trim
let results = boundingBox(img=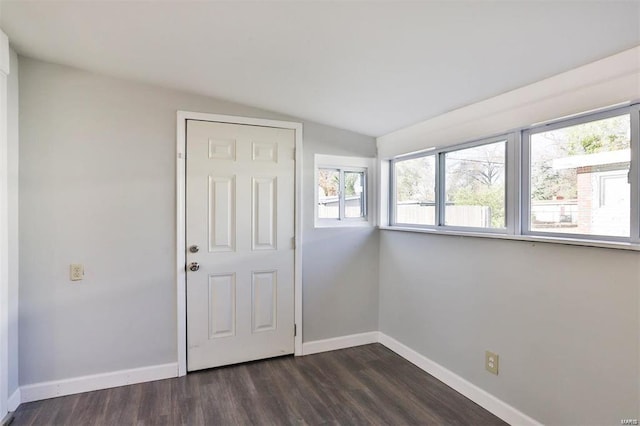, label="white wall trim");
[176,111,304,376]
[0,27,10,421]
[378,333,542,426]
[302,331,380,355]
[7,388,19,412]
[7,330,542,425]
[378,45,640,158]
[19,363,178,404]
[301,331,541,425]
[0,31,8,76]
